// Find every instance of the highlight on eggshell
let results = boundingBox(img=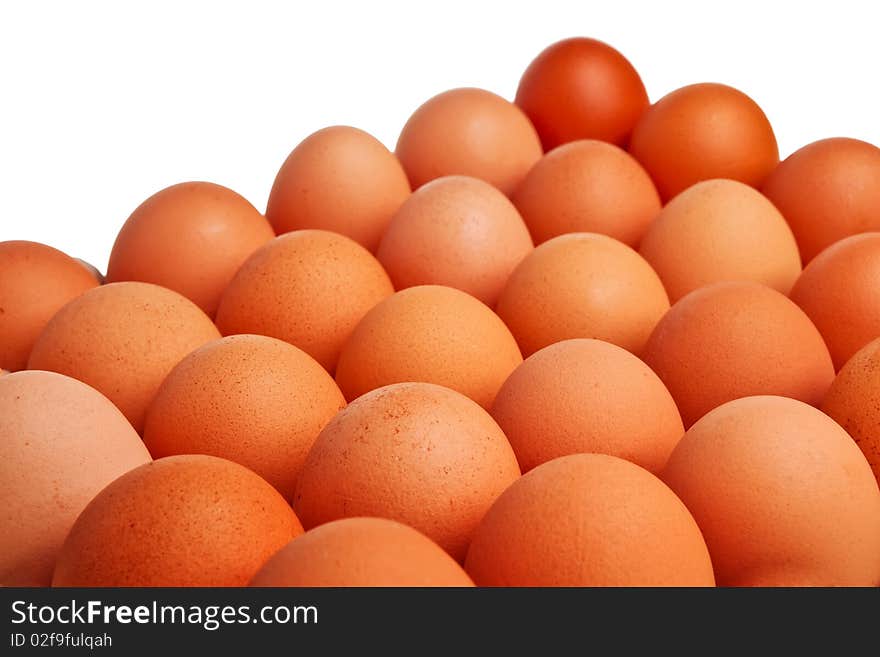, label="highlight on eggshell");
[3,31,879,591]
